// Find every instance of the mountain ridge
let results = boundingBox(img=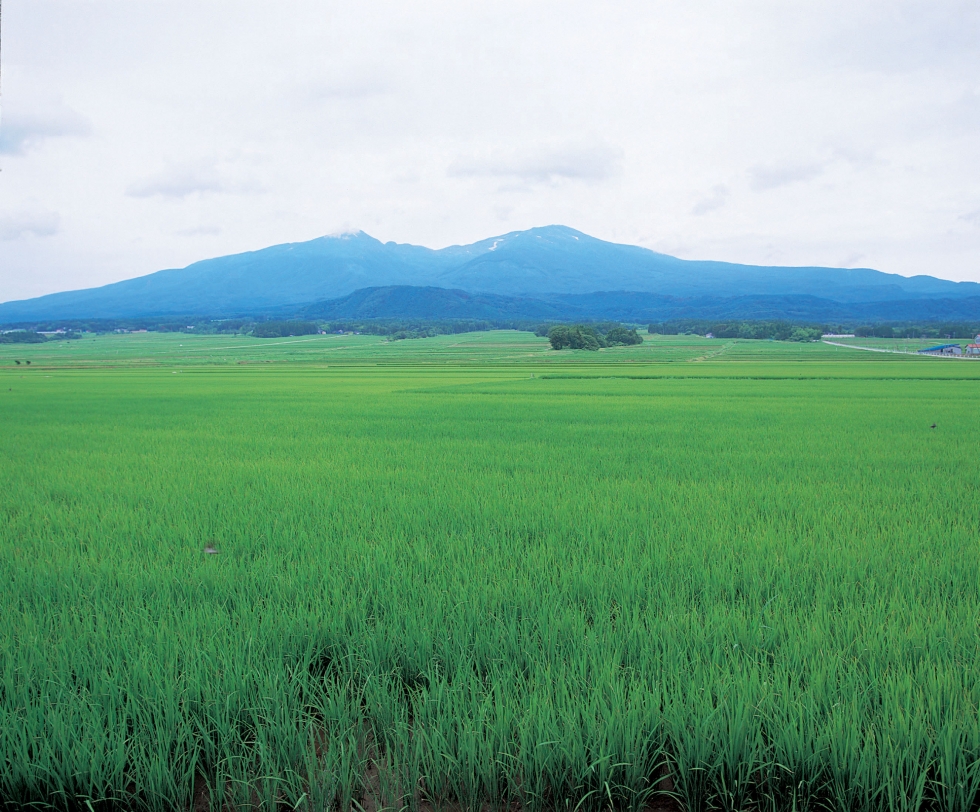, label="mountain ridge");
[3,225,979,321]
